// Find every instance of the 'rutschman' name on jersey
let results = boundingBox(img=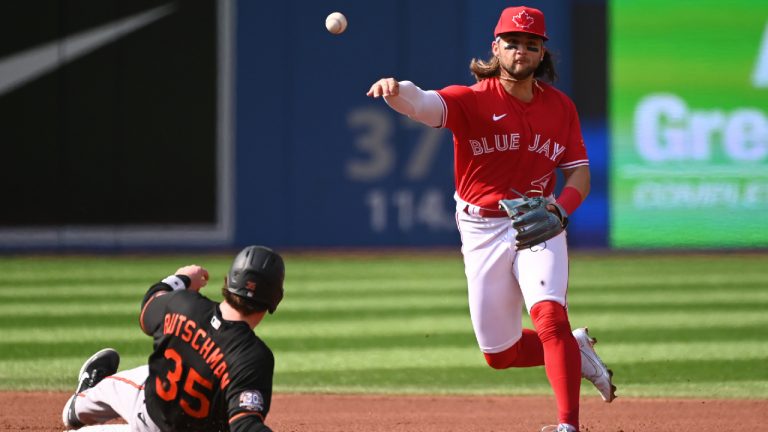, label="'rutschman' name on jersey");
[163,312,232,389]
